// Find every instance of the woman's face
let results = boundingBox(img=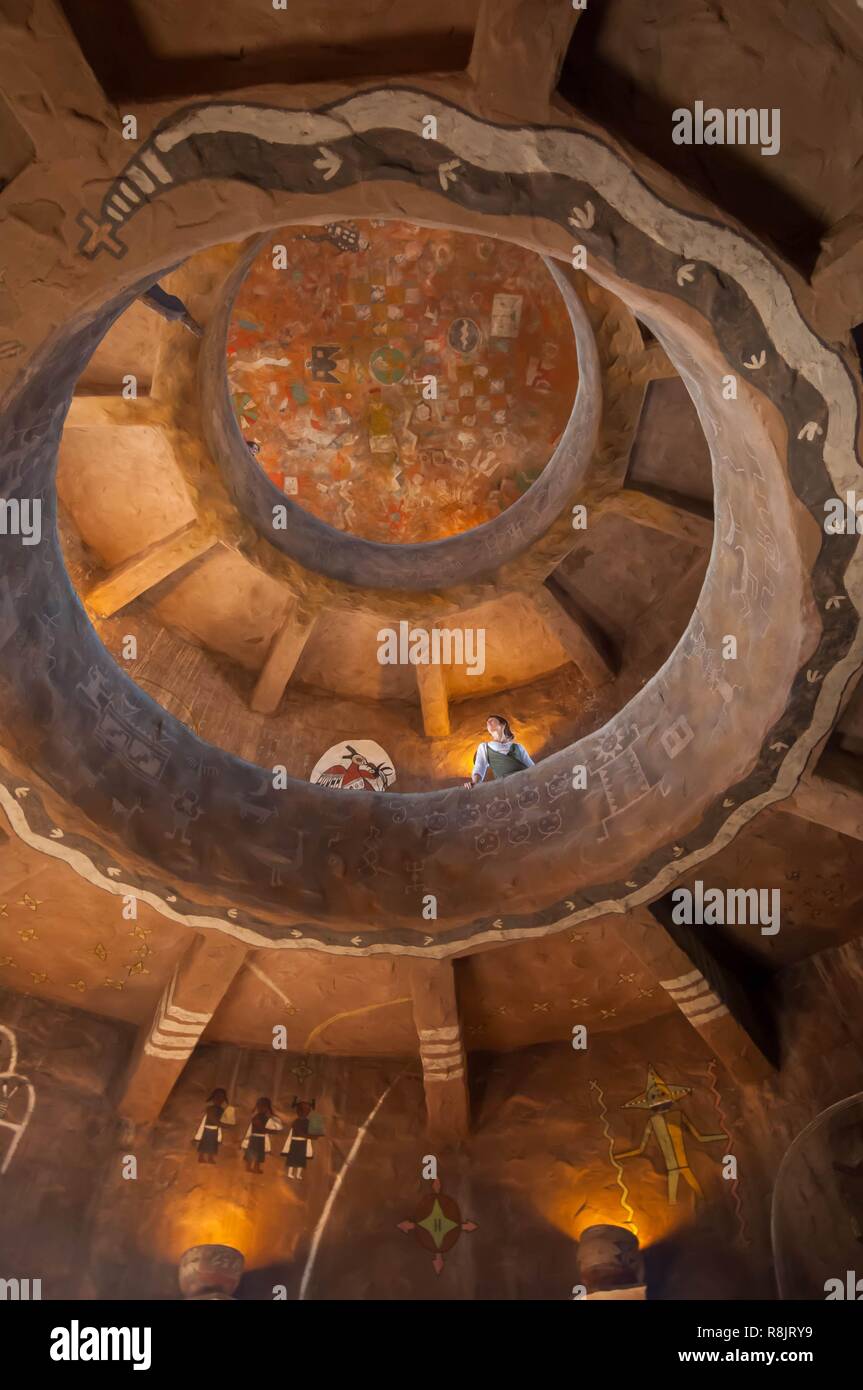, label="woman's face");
[487,717,504,739]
